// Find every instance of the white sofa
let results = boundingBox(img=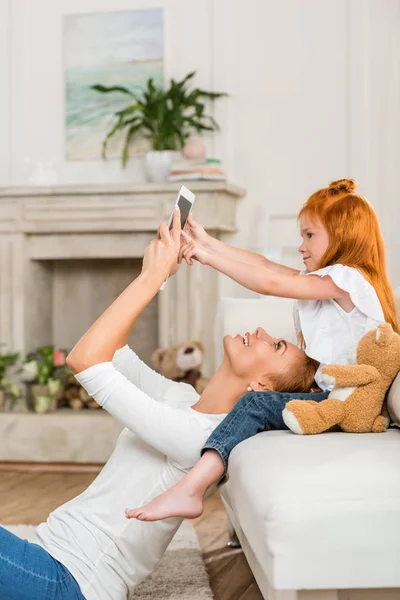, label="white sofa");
[214,297,400,600]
